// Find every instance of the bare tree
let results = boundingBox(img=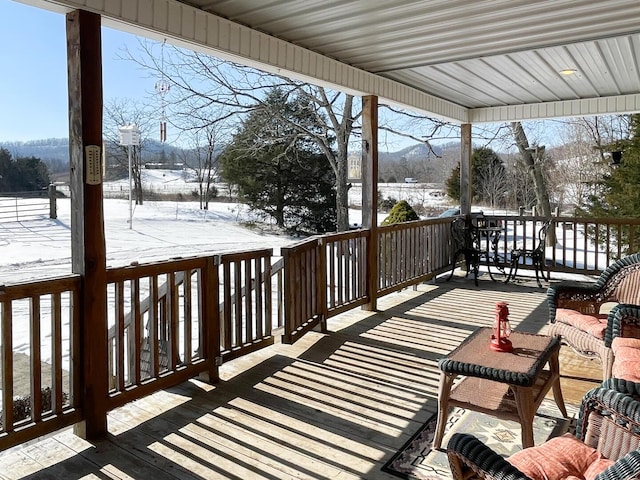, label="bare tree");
[511,121,555,243]
[103,98,154,204]
[177,111,230,210]
[123,40,458,231]
[477,162,509,208]
[551,122,605,211]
